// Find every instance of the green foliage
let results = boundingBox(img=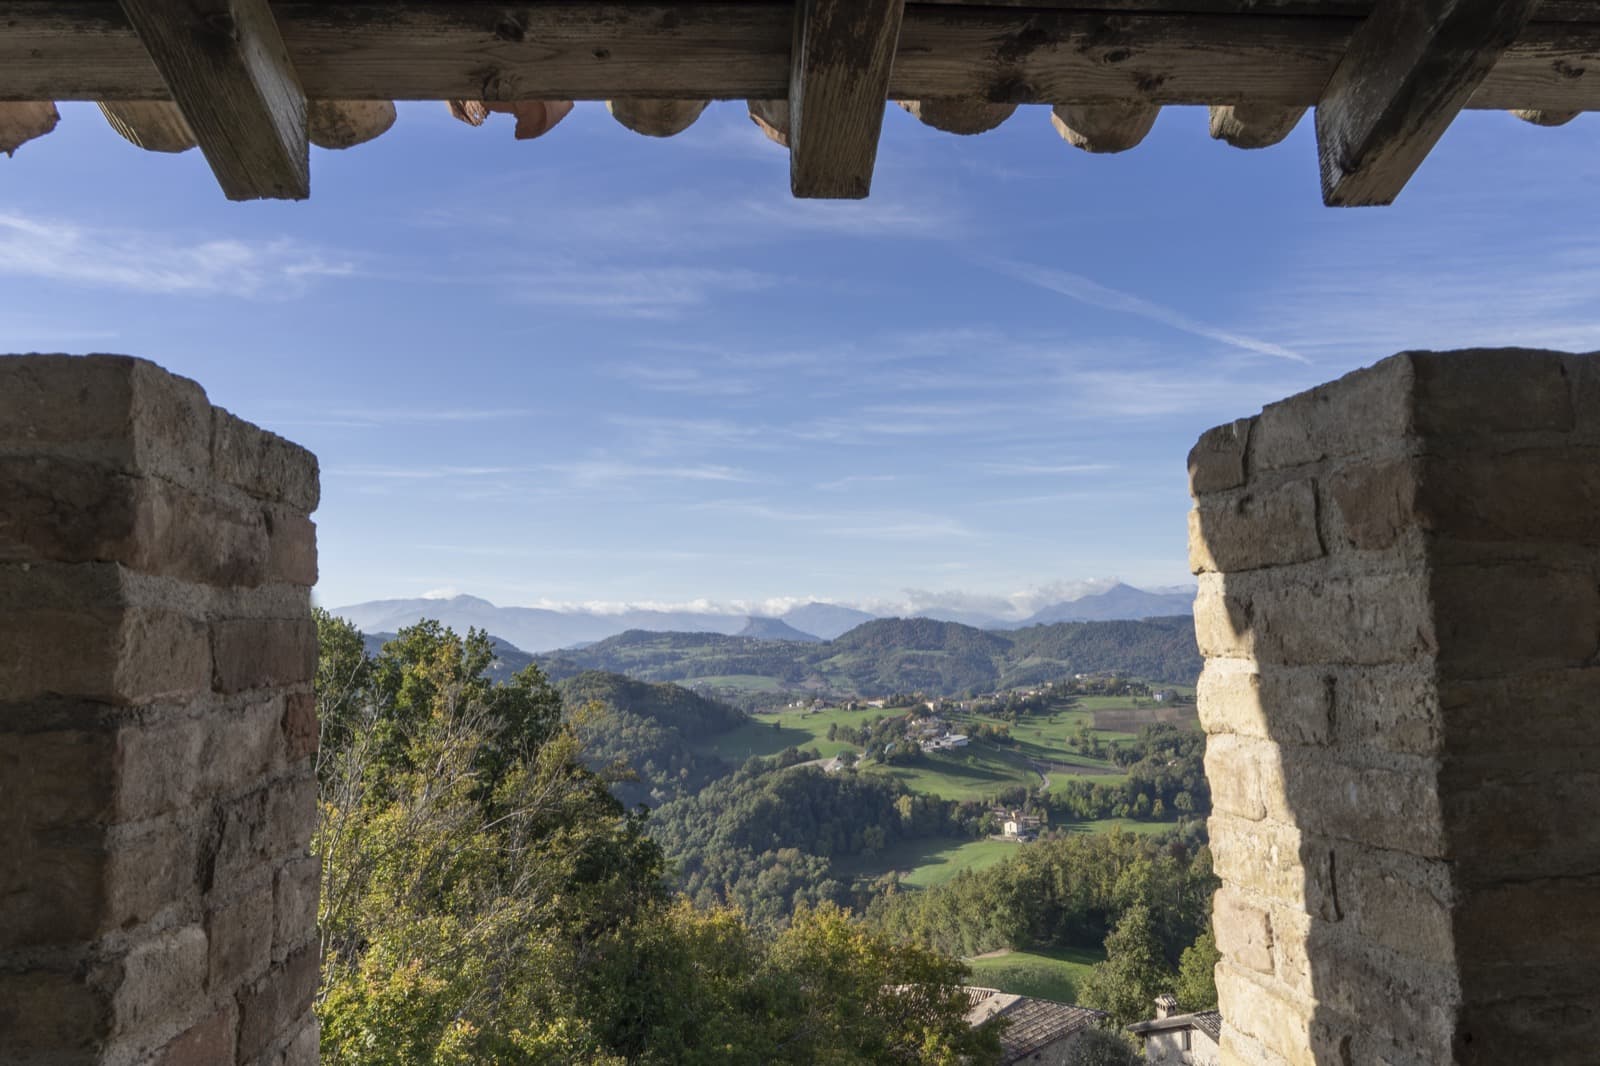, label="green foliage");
[868,830,1215,966]
[1065,1027,1142,1066]
[1175,928,1220,1012]
[1079,904,1176,1027]
[314,614,994,1064]
[1048,724,1209,823]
